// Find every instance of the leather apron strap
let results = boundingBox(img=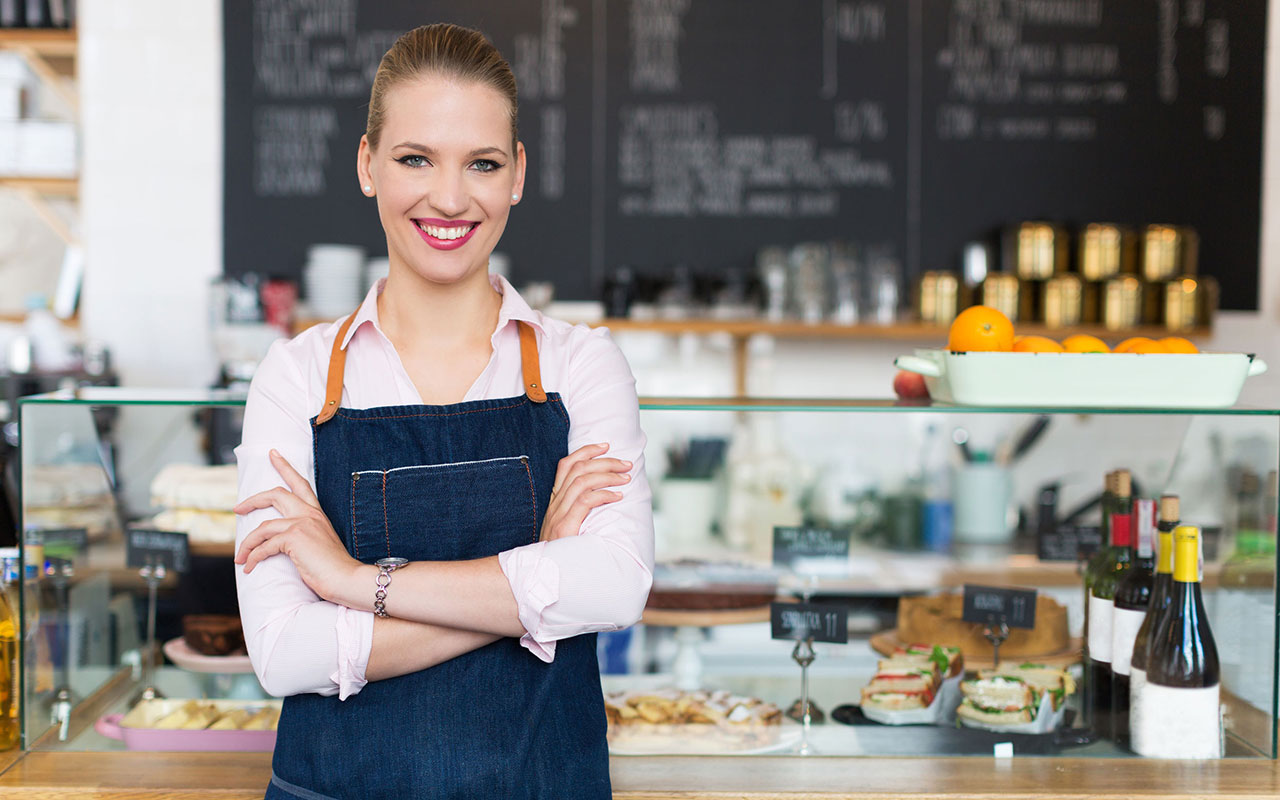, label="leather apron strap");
[315,311,359,425]
[315,314,547,425]
[518,321,547,403]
